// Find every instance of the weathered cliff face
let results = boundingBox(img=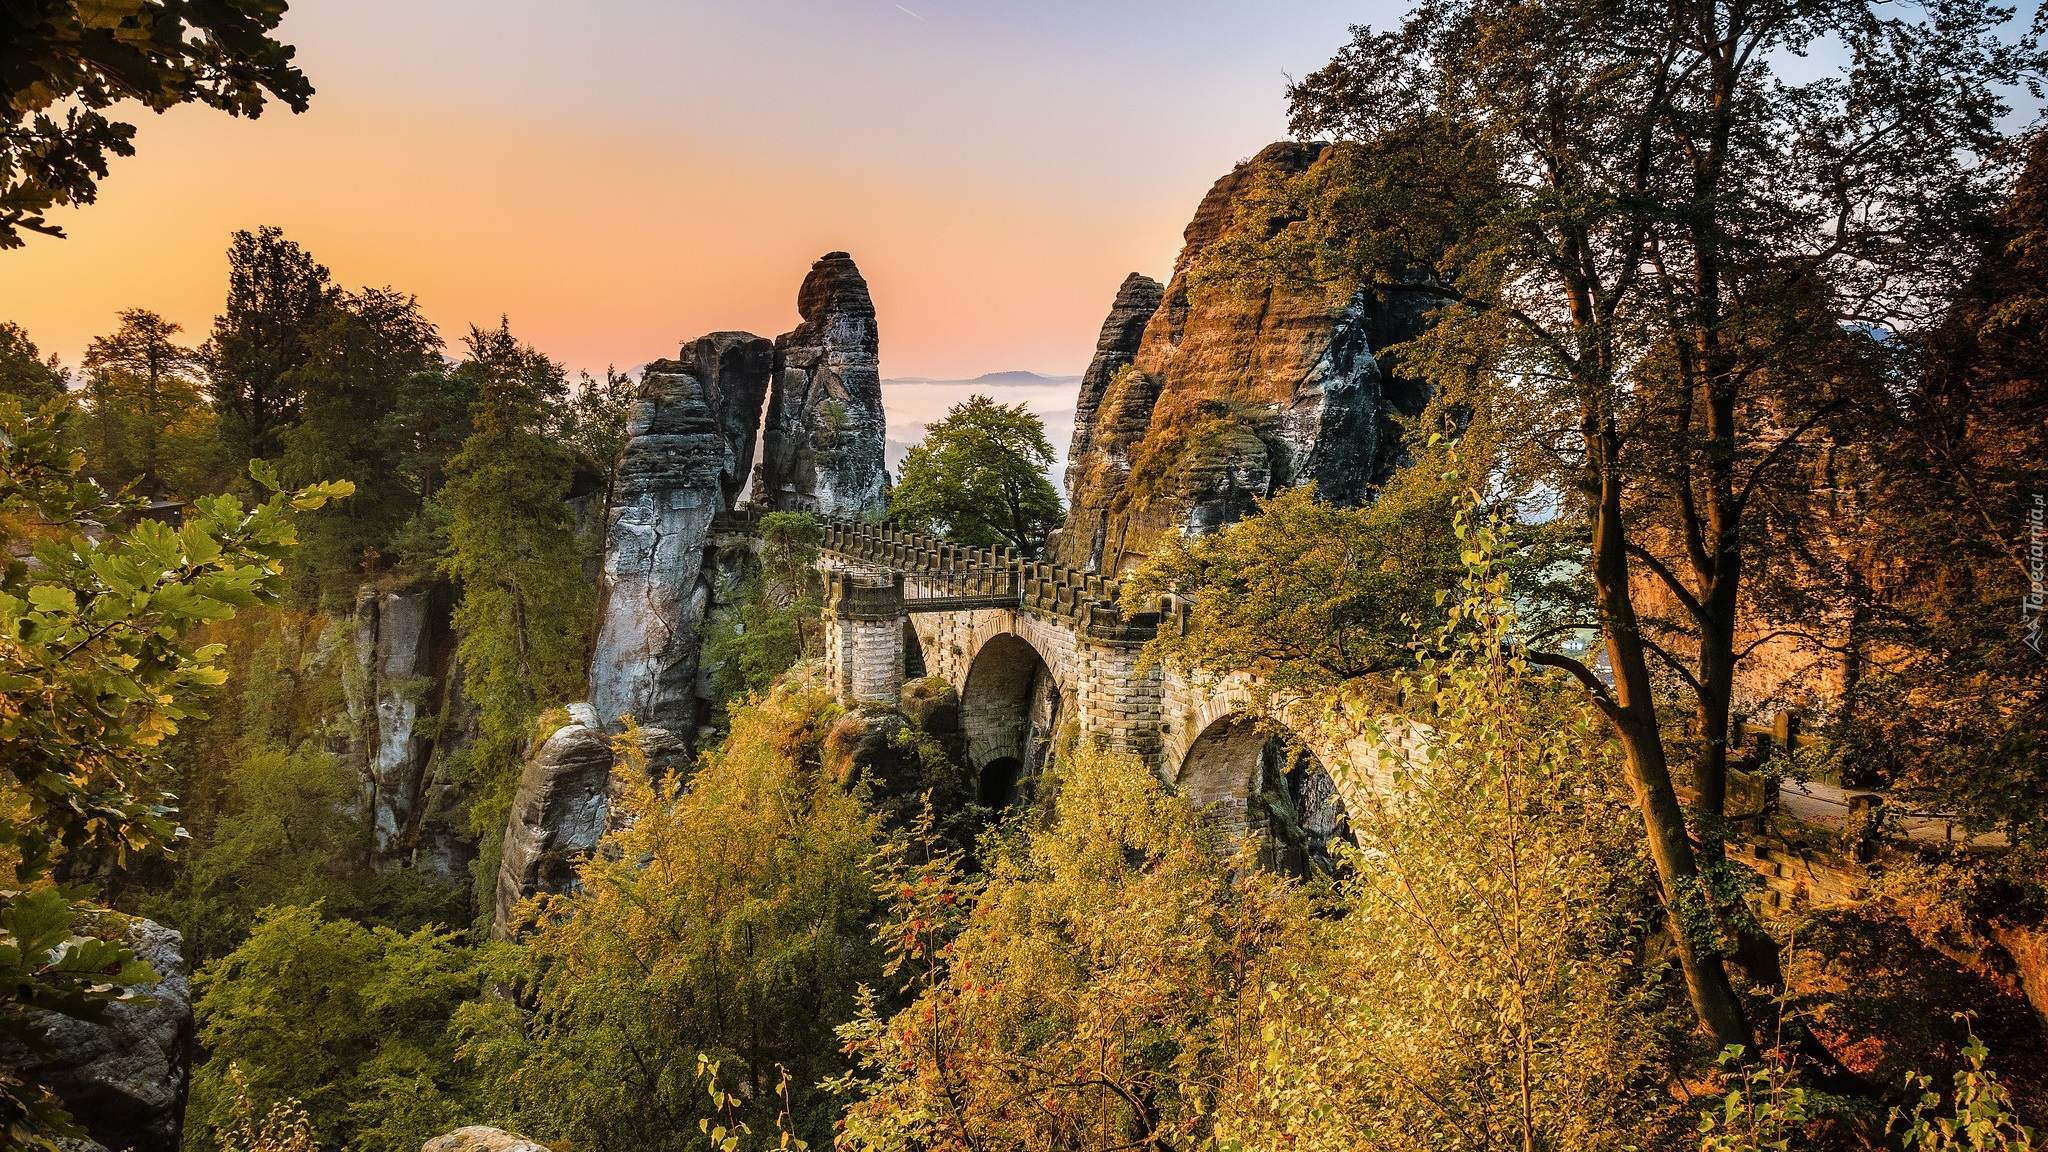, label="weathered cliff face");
[1064,272,1166,514]
[585,333,773,733]
[354,586,434,862]
[492,703,612,939]
[1055,142,1434,574]
[761,252,889,517]
[342,582,474,882]
[0,920,191,1152]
